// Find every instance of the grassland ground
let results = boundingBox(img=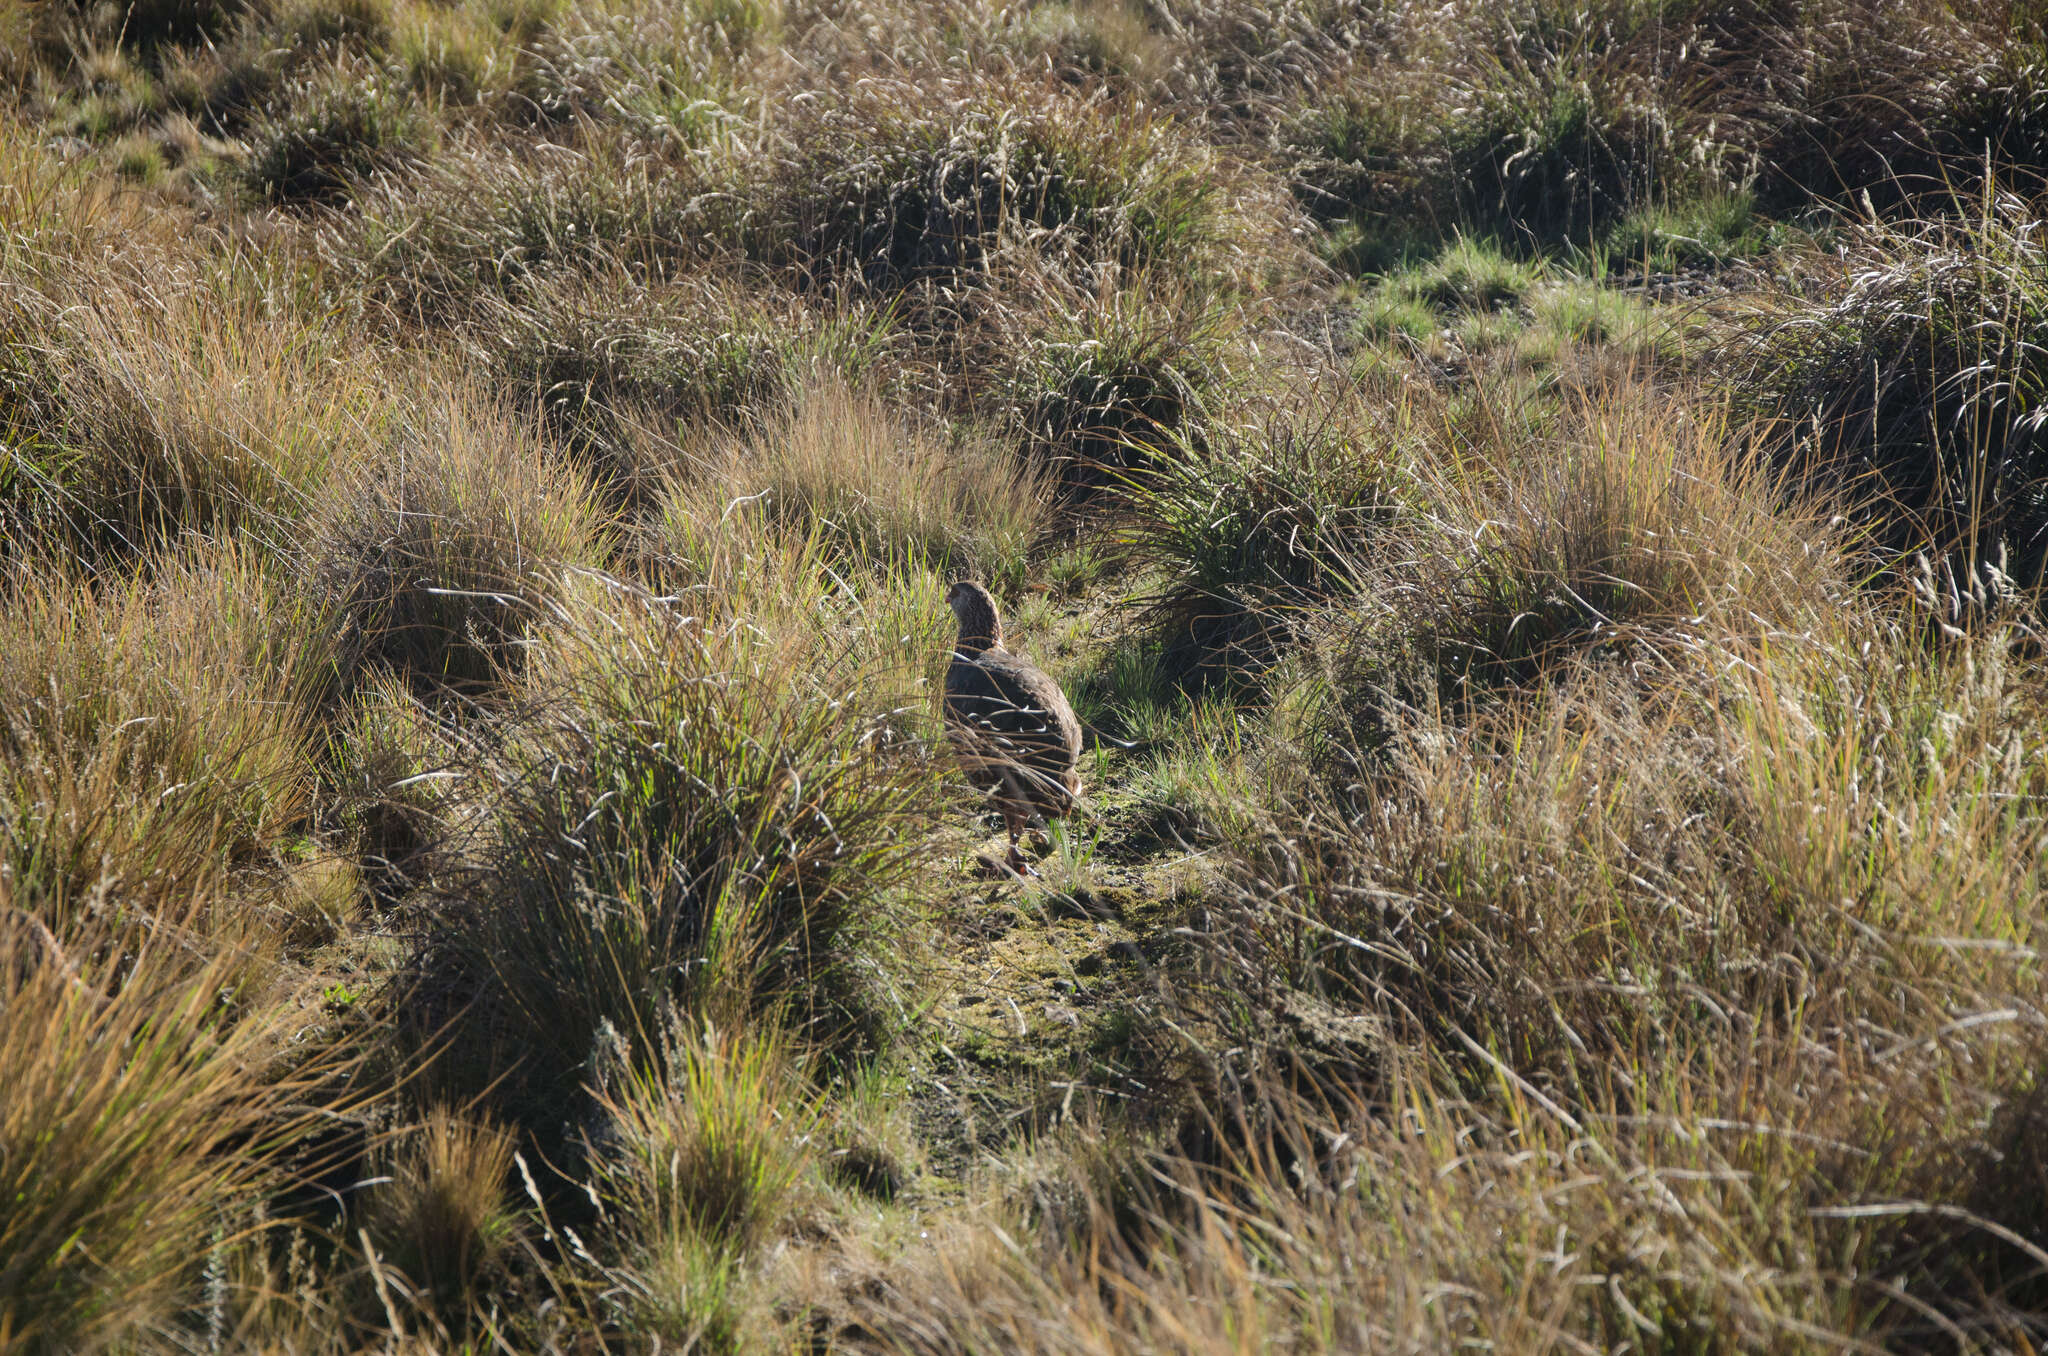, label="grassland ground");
[6,0,2048,1351]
